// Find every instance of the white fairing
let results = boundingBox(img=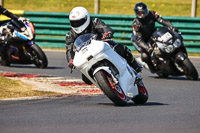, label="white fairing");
[73,39,139,98]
